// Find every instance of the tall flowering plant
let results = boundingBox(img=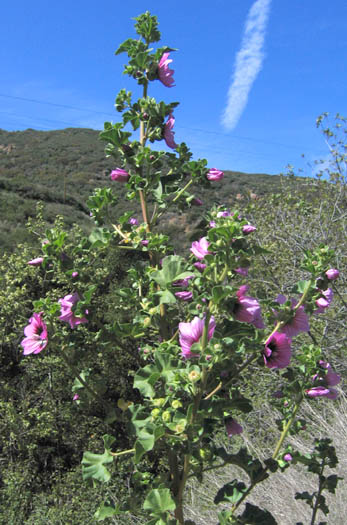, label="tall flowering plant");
[20,12,343,525]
